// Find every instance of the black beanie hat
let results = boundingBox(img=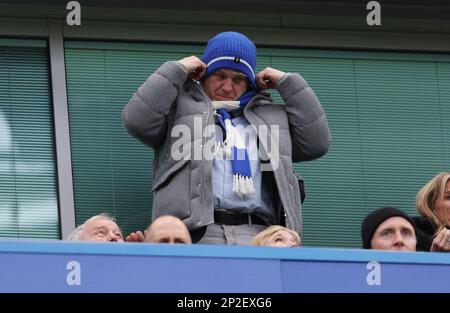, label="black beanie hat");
[361,207,416,249]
